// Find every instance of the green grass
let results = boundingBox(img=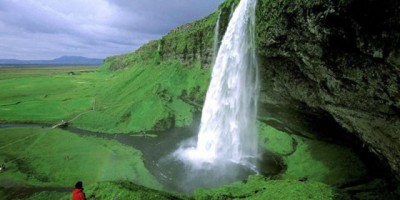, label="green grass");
[194,175,337,200]
[0,67,103,124]
[73,59,210,133]
[14,191,69,200]
[78,181,186,200]
[7,176,338,200]
[283,135,367,186]
[0,62,209,134]
[258,122,367,186]
[0,66,97,79]
[0,127,162,190]
[258,122,294,155]
[7,181,187,200]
